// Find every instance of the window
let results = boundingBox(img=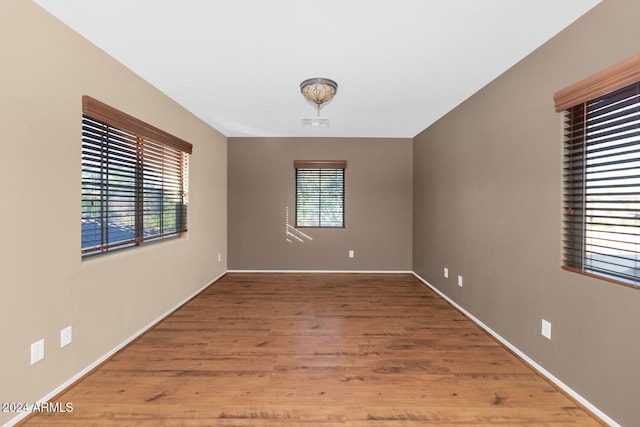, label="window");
[81,96,192,256]
[555,55,640,287]
[294,160,346,228]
